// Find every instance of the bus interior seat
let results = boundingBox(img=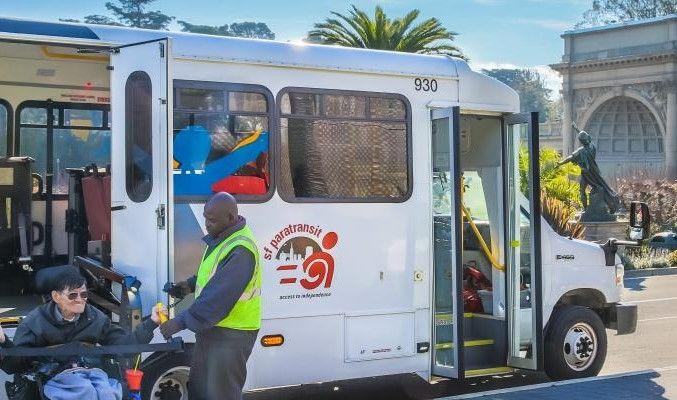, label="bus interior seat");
[0,157,34,260]
[463,221,493,281]
[81,172,111,242]
[0,157,35,301]
[173,125,269,195]
[65,165,111,266]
